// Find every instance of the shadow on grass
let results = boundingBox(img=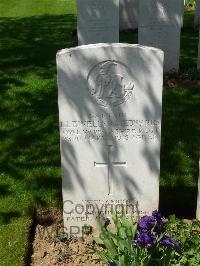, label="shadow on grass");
[159,187,197,219]
[0,14,77,212]
[0,184,11,197]
[160,85,200,218]
[180,30,198,69]
[0,211,21,224]
[181,10,198,69]
[161,87,199,184]
[0,13,199,220]
[119,29,138,44]
[0,14,77,77]
[183,10,195,29]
